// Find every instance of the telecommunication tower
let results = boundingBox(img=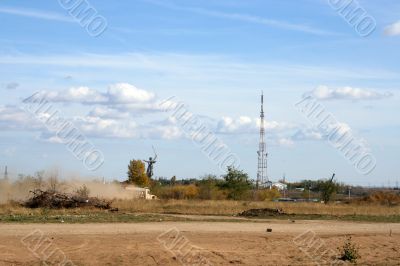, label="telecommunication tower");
[257,92,269,189]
